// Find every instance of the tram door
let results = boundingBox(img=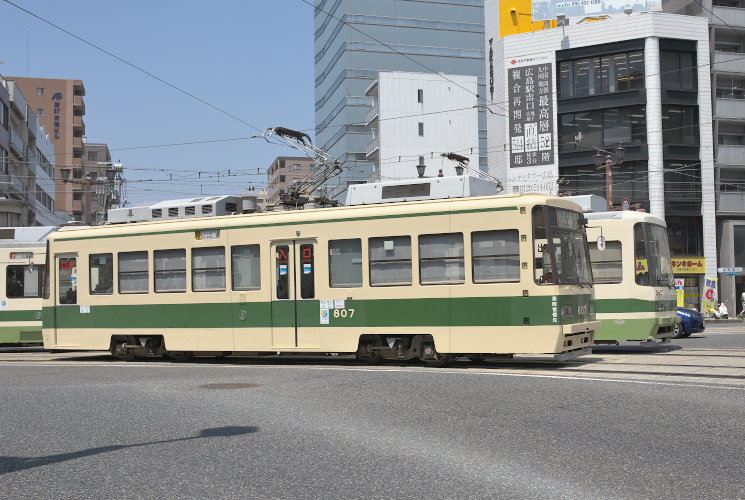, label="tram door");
[270,240,319,349]
[52,253,80,347]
